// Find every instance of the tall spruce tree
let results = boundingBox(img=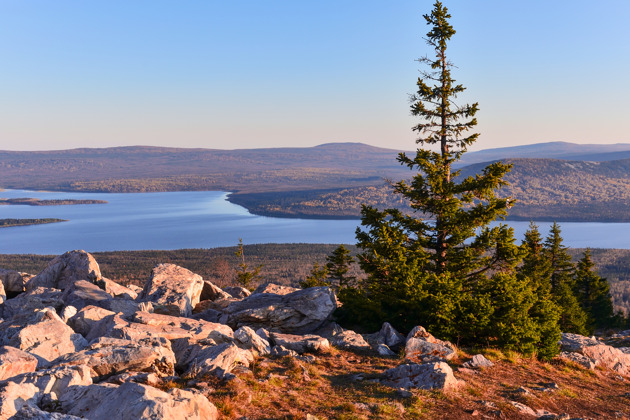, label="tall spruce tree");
[339,2,558,356]
[574,249,616,331]
[544,223,589,335]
